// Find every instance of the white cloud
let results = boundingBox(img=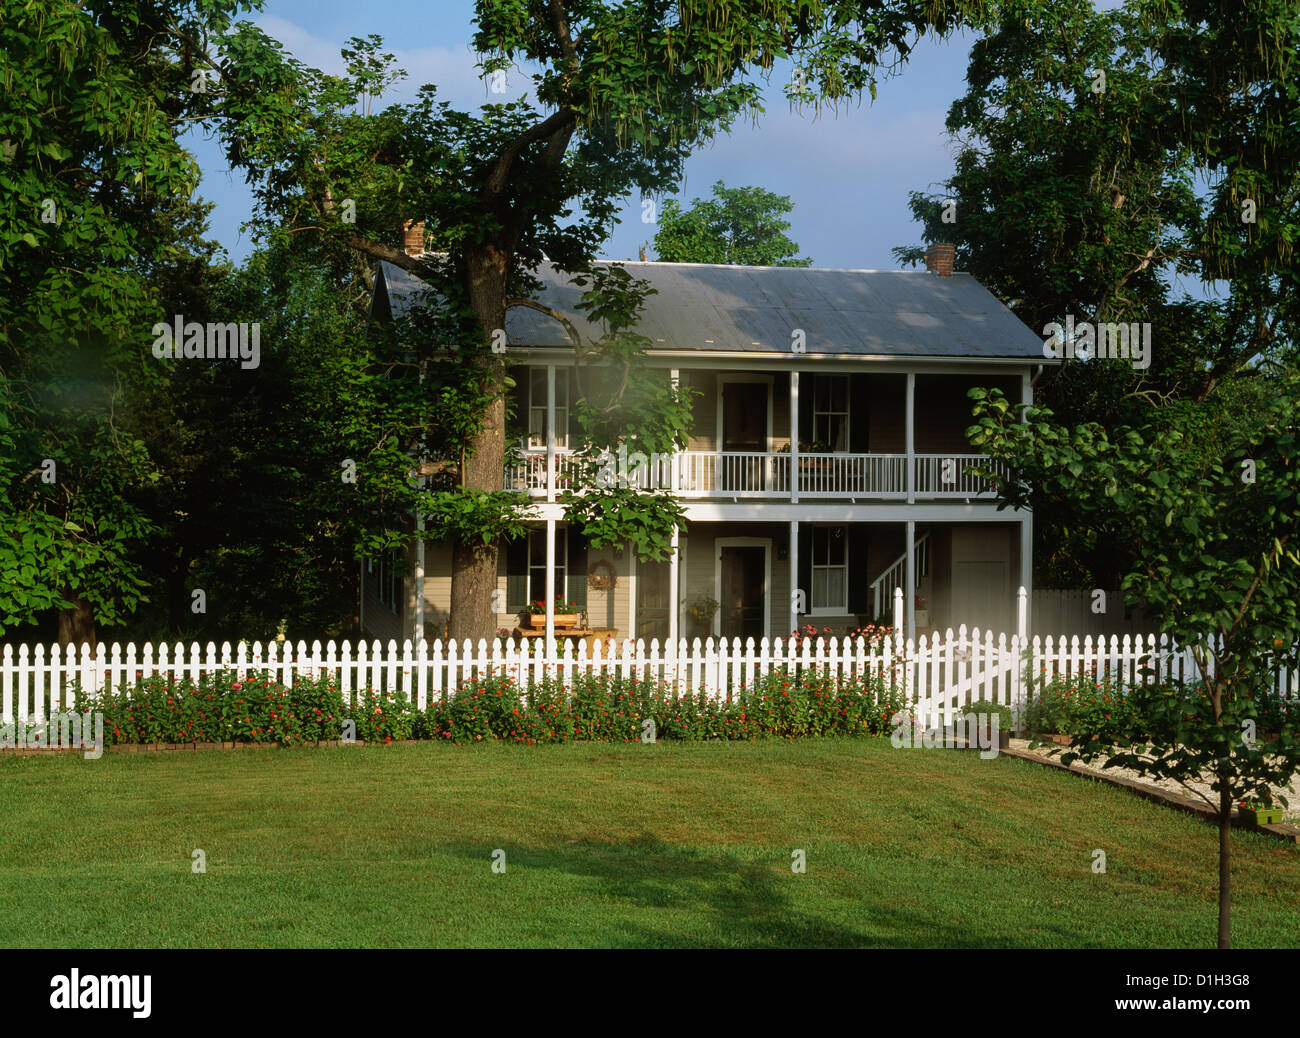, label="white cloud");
[252,14,534,109]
